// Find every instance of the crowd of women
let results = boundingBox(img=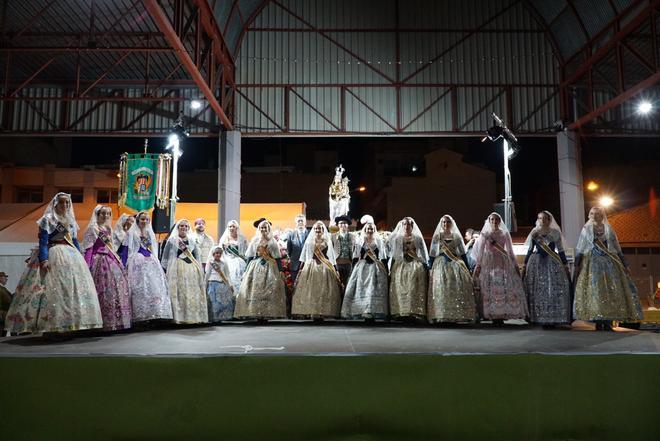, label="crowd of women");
[3,192,643,337]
